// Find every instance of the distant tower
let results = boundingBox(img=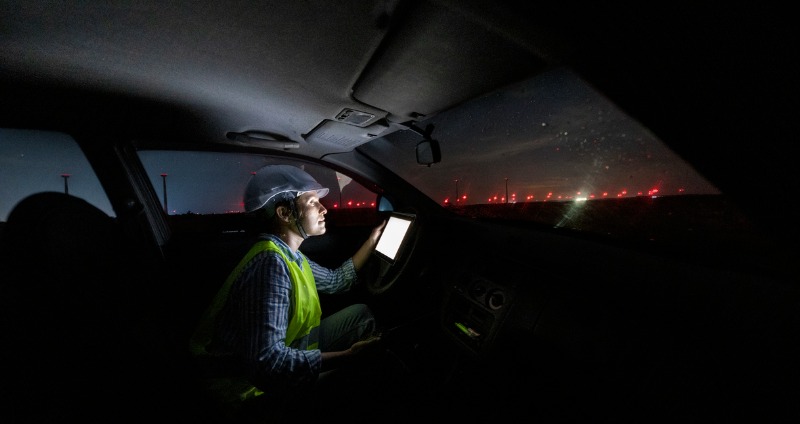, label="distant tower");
[160,173,168,214]
[61,173,71,194]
